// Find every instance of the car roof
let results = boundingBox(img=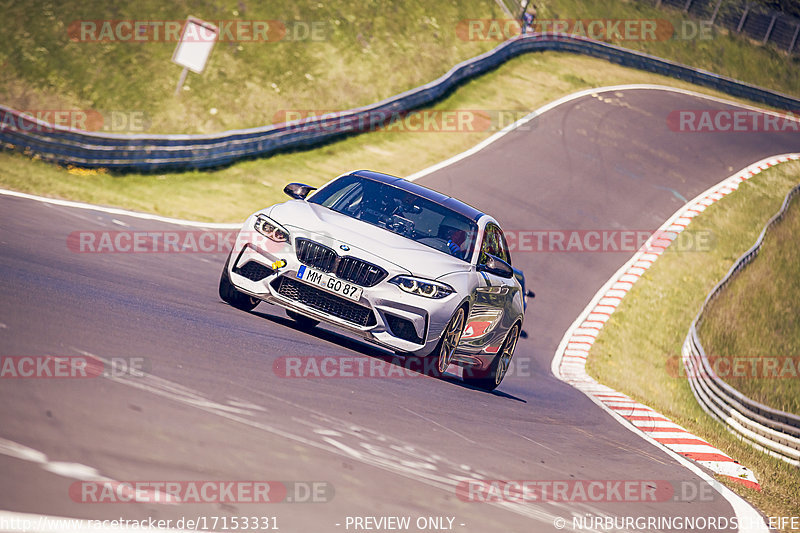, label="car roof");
[349,170,485,222]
